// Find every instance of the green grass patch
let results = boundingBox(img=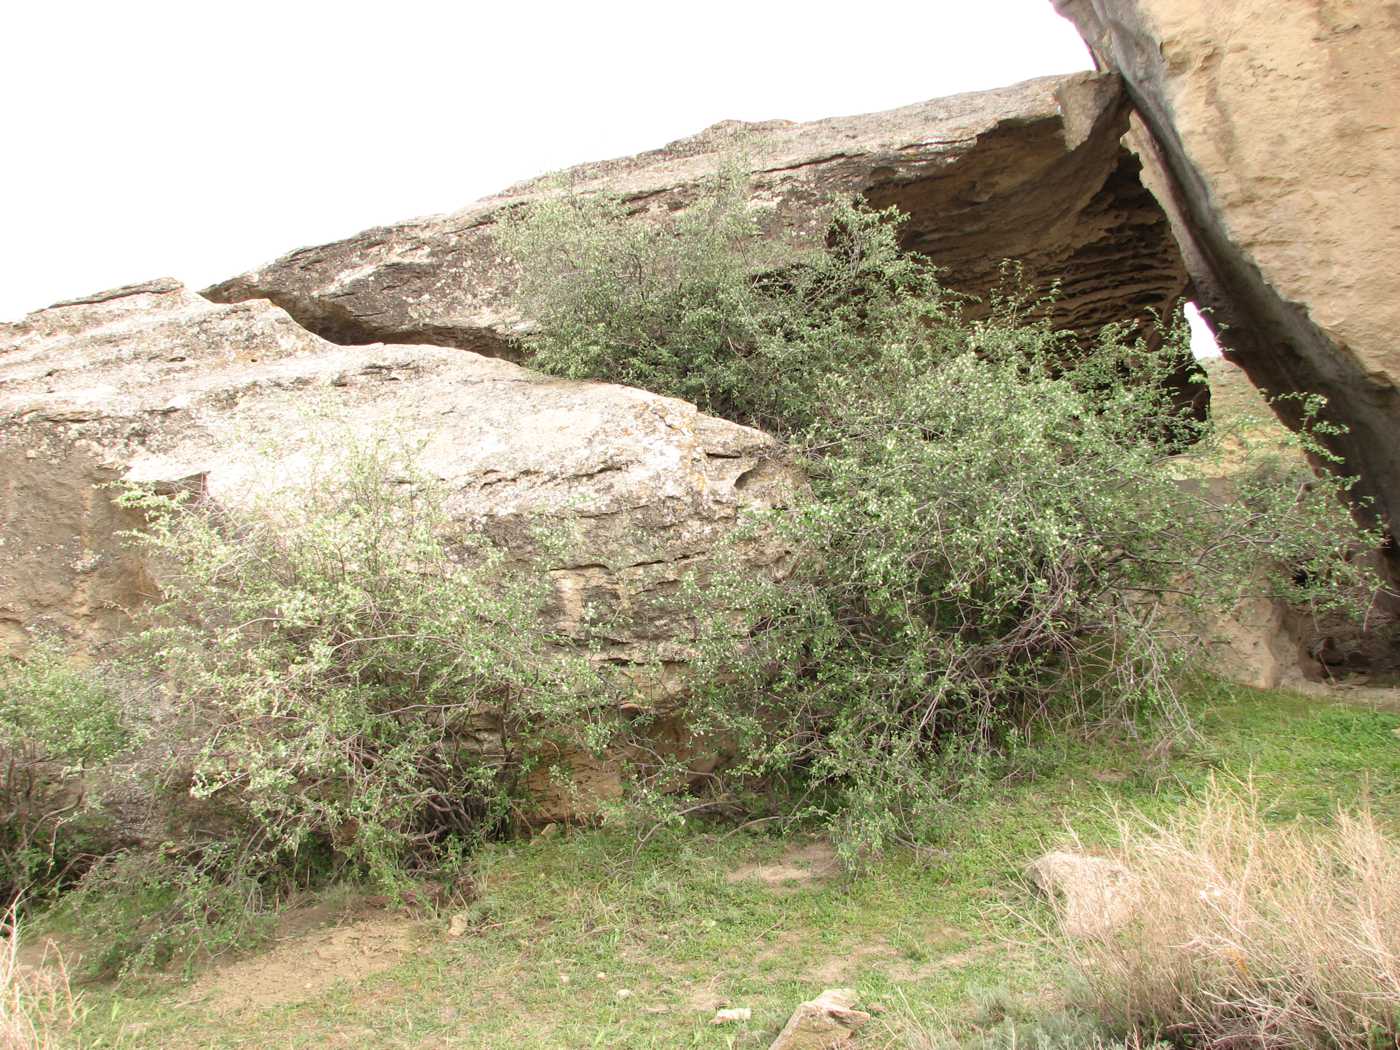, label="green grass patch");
[50,684,1400,1048]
